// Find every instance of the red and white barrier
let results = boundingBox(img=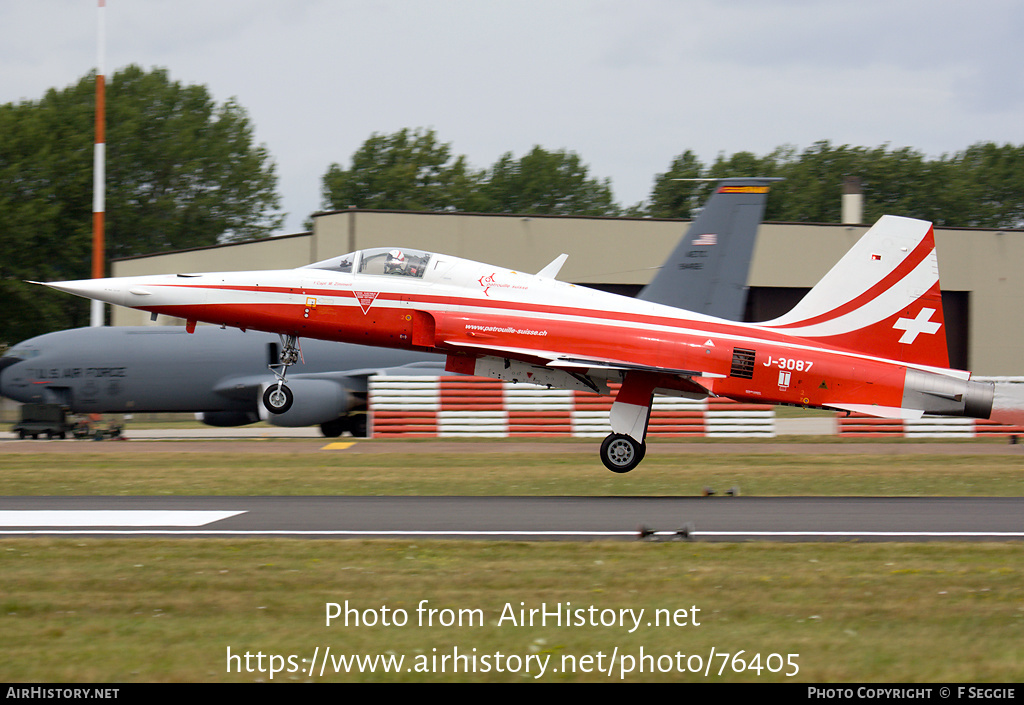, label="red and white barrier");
[837,377,1024,438]
[368,376,776,438]
[371,376,1024,439]
[838,414,1024,438]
